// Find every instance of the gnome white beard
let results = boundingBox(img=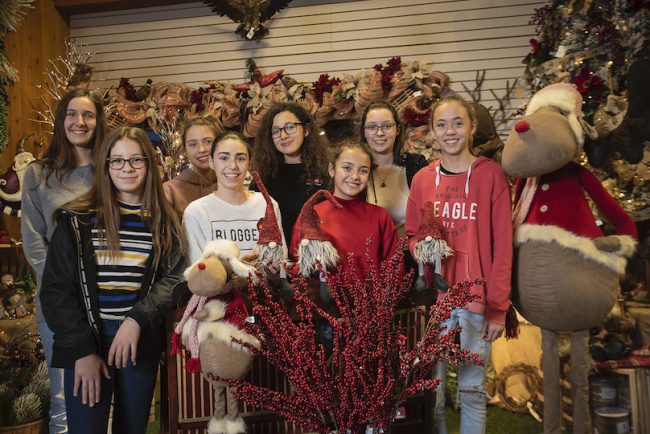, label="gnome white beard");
[413,237,453,265]
[297,239,339,276]
[253,242,284,266]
